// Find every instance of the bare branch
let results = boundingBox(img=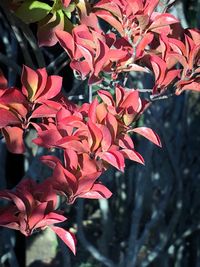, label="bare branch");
[76,199,116,267]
